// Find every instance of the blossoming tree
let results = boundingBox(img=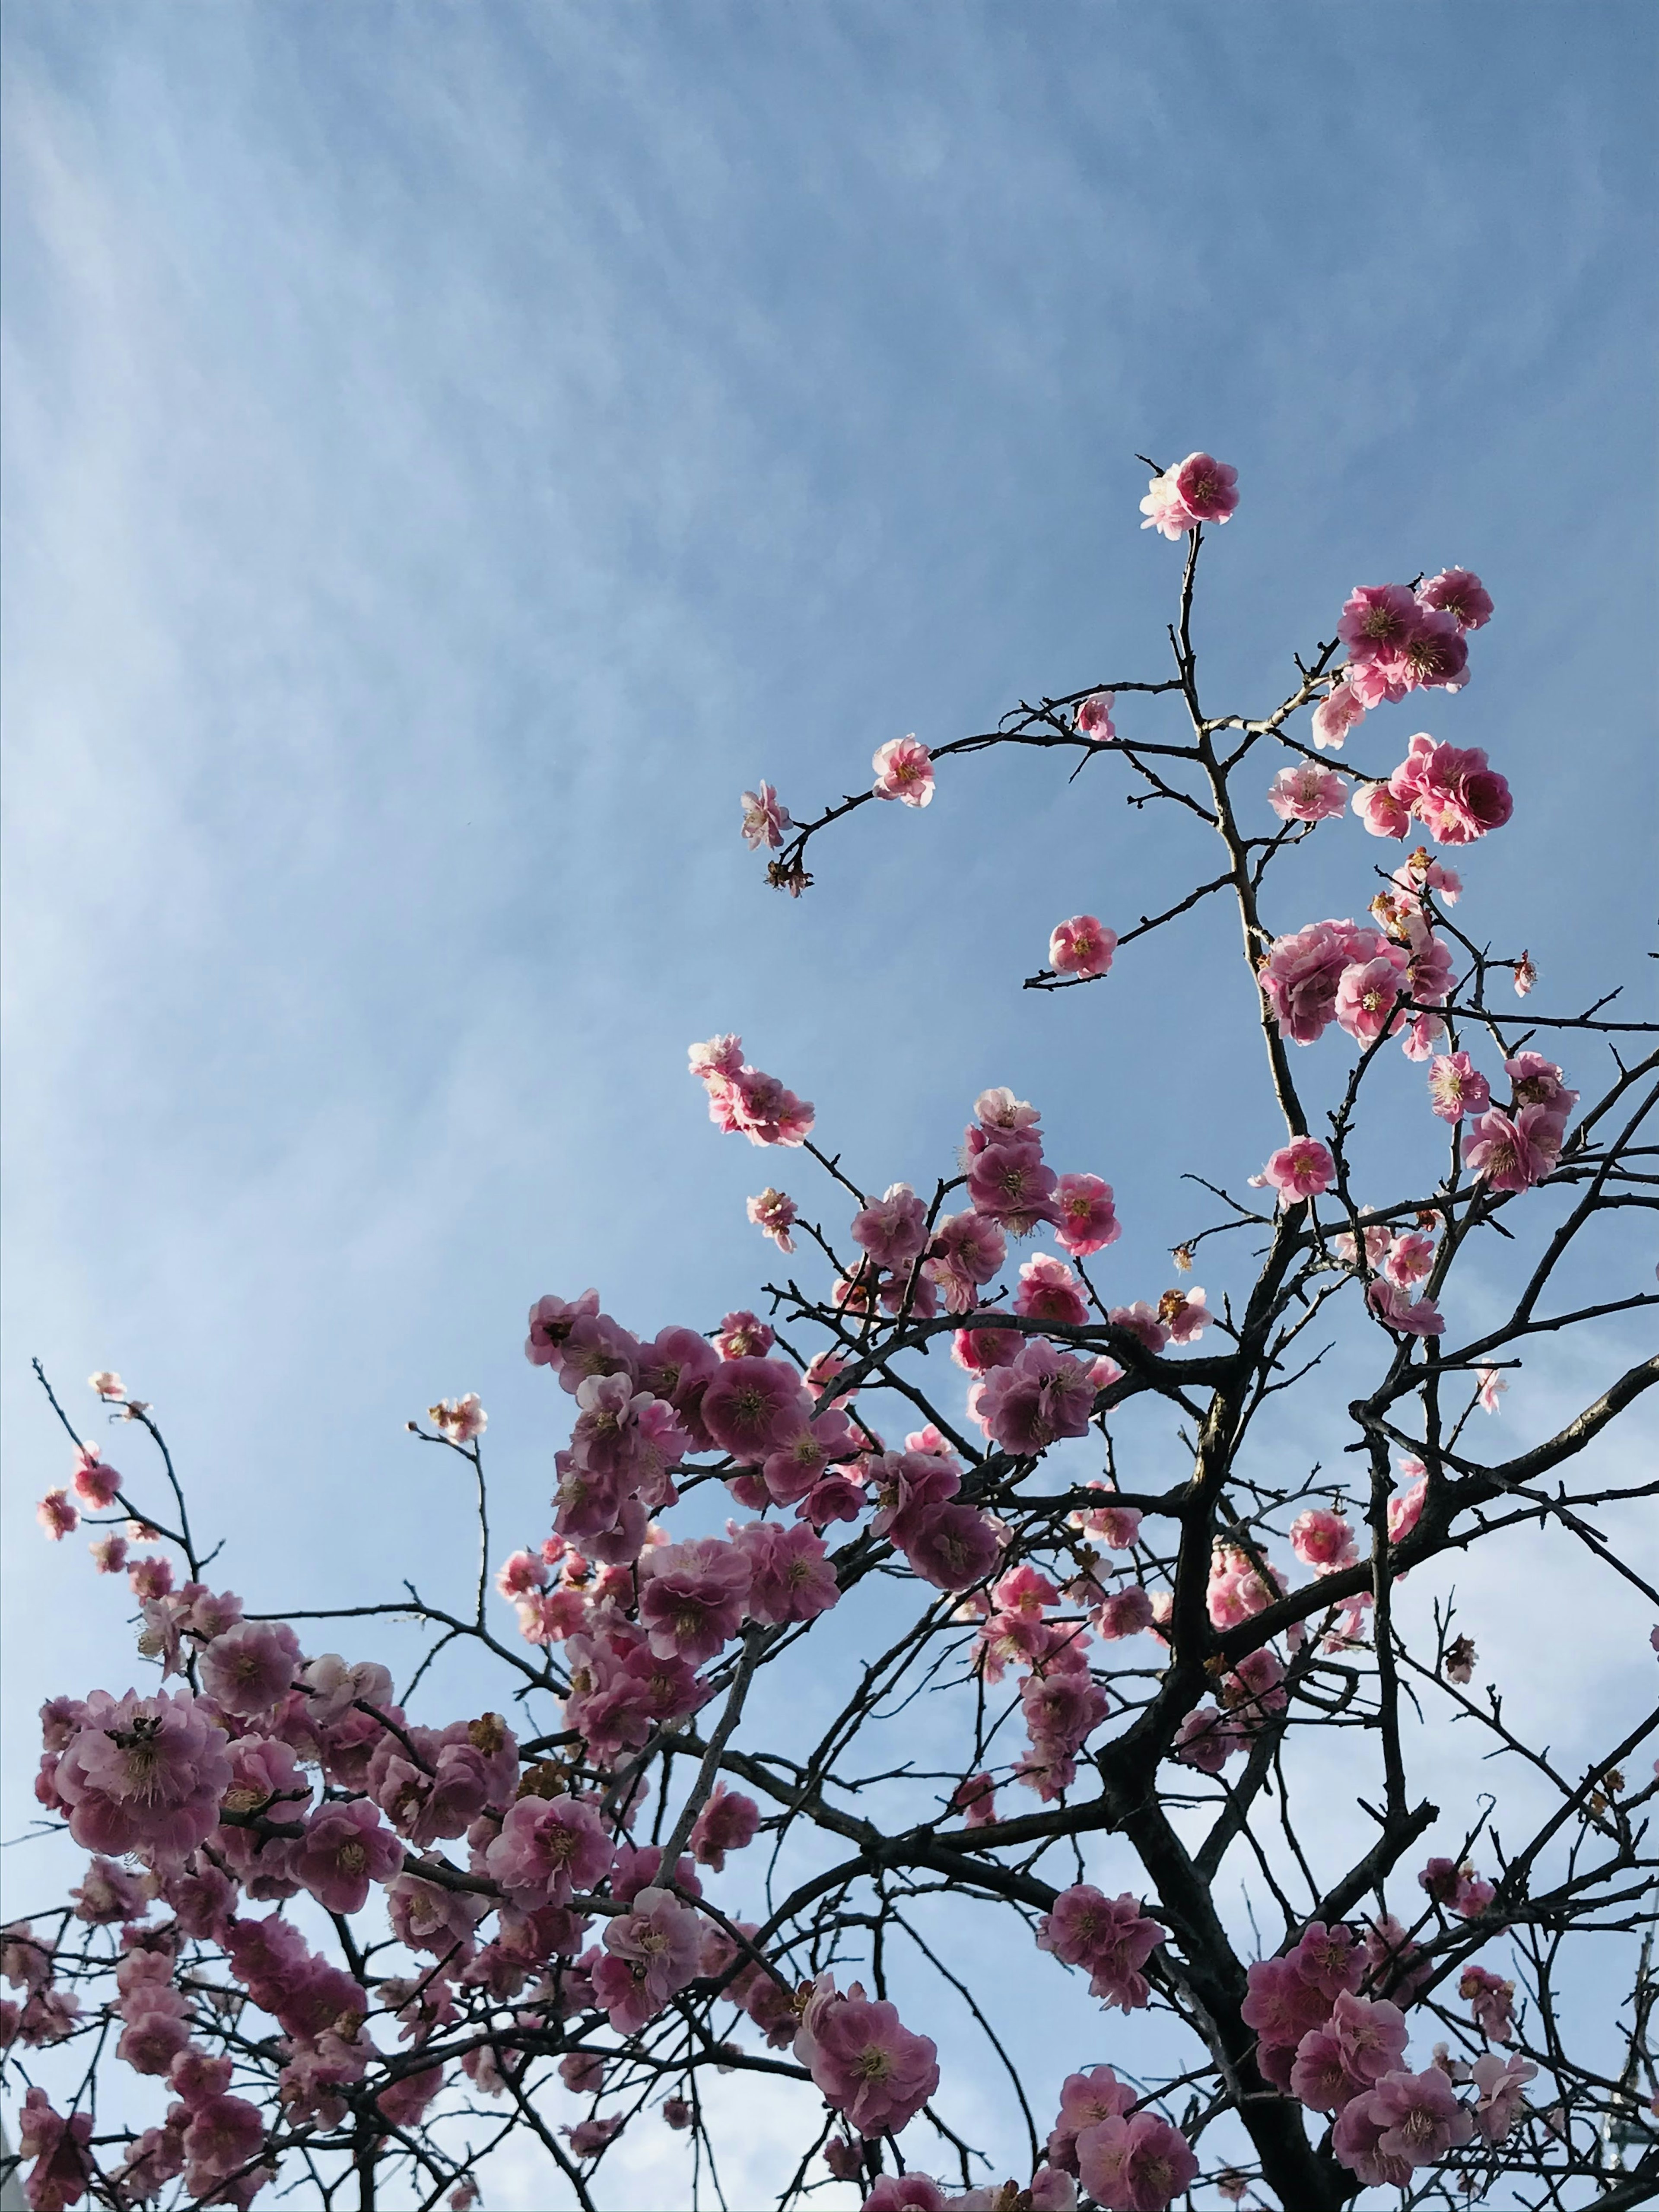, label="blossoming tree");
[7,454,1657,2212]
